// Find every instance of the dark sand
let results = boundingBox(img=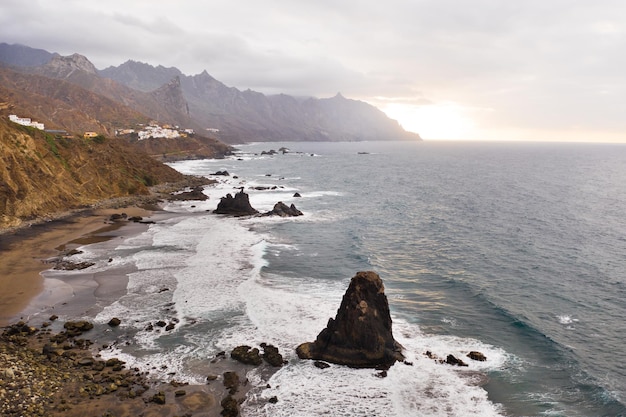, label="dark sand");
[0,203,276,417]
[0,207,153,326]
